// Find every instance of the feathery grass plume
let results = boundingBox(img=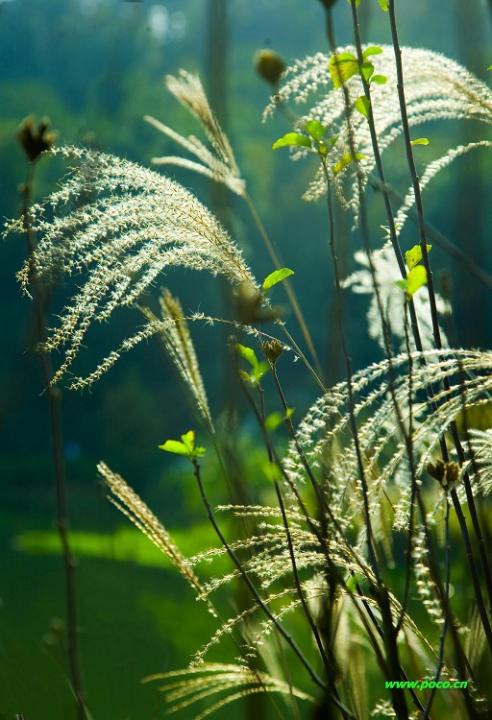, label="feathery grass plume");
[393,141,492,240]
[97,461,207,601]
[283,349,492,536]
[264,46,492,211]
[342,245,451,351]
[184,504,432,669]
[5,146,256,387]
[142,290,212,427]
[469,428,492,496]
[145,70,245,196]
[144,663,314,719]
